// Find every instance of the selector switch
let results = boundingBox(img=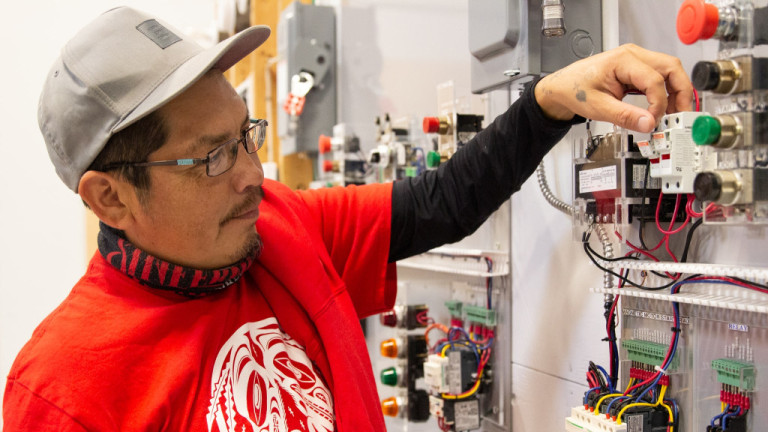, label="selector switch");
[693,171,723,202]
[692,60,741,93]
[694,170,746,205]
